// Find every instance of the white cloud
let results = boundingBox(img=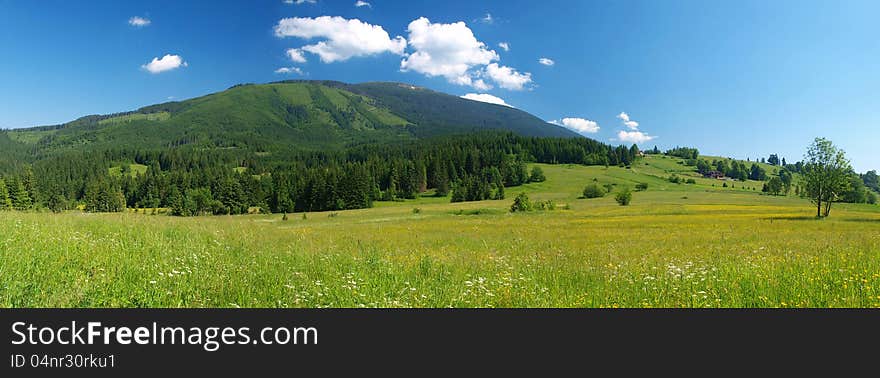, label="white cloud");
[355,1,371,7]
[472,79,492,91]
[617,112,639,129]
[128,16,151,27]
[481,13,494,24]
[286,48,307,63]
[275,67,303,75]
[538,57,555,66]
[142,54,187,74]
[551,118,600,134]
[485,63,532,91]
[461,93,513,107]
[617,130,656,144]
[498,42,510,52]
[284,0,315,4]
[274,16,406,63]
[401,17,499,89]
